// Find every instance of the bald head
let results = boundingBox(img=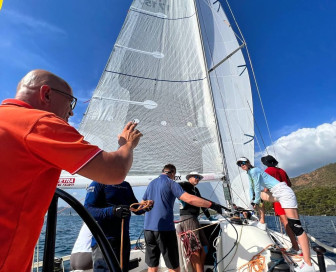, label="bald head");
[17,70,70,94]
[15,69,75,122]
